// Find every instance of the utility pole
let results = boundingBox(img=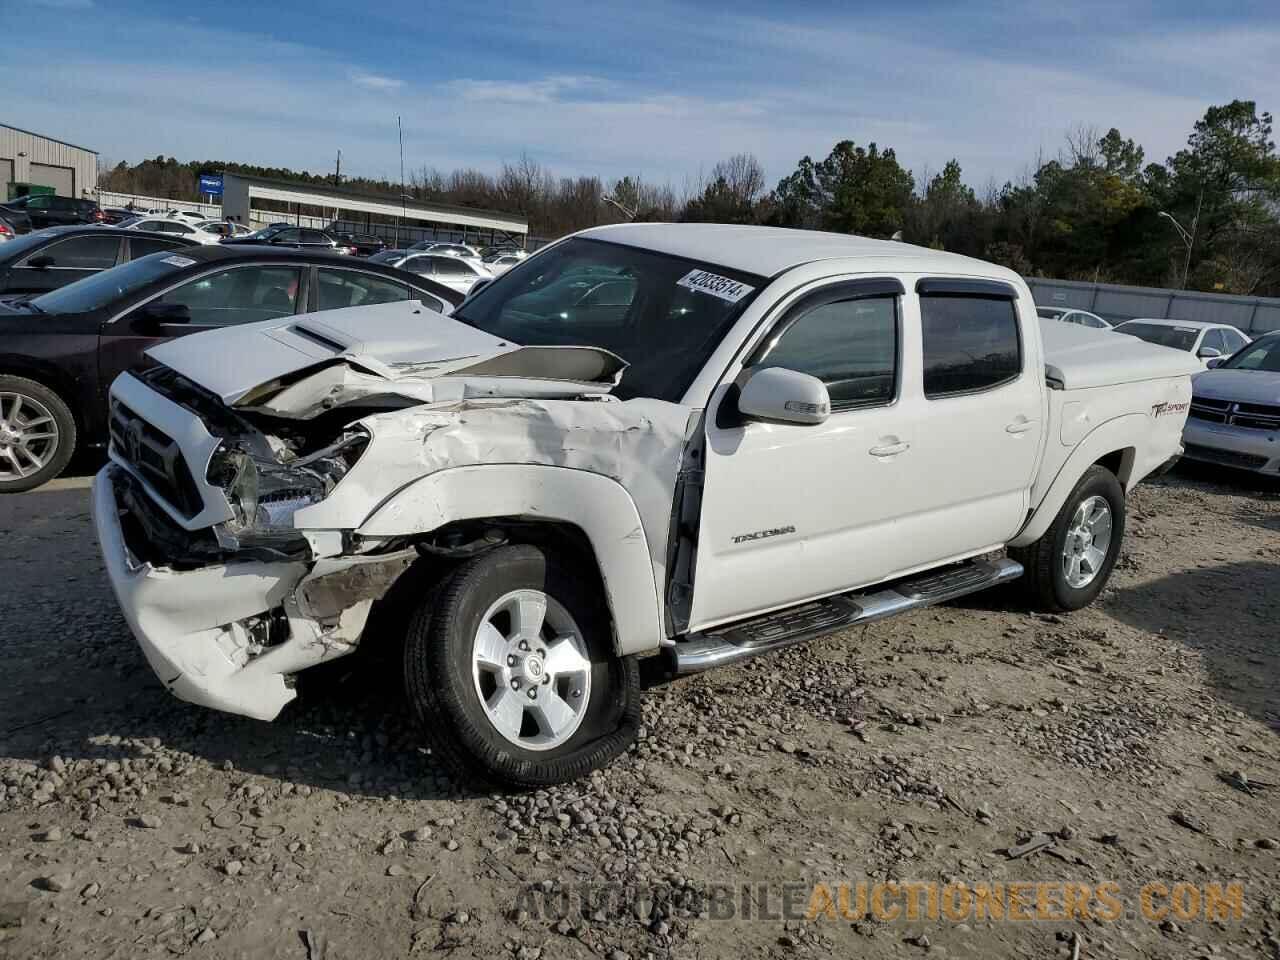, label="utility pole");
[334,149,341,187]
[397,116,406,247]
